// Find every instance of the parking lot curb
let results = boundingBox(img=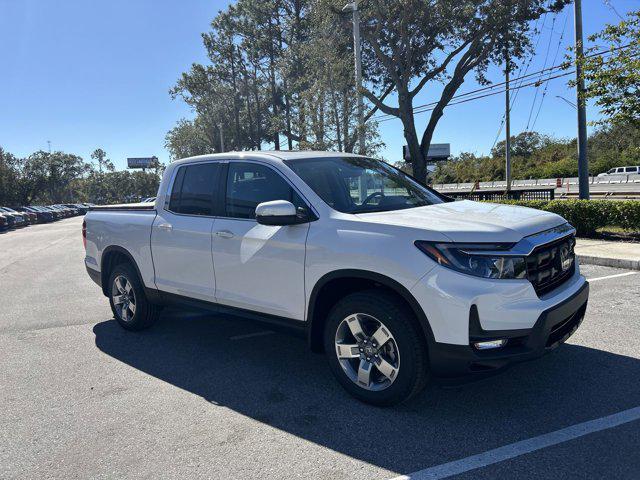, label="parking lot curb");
[577,254,640,271]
